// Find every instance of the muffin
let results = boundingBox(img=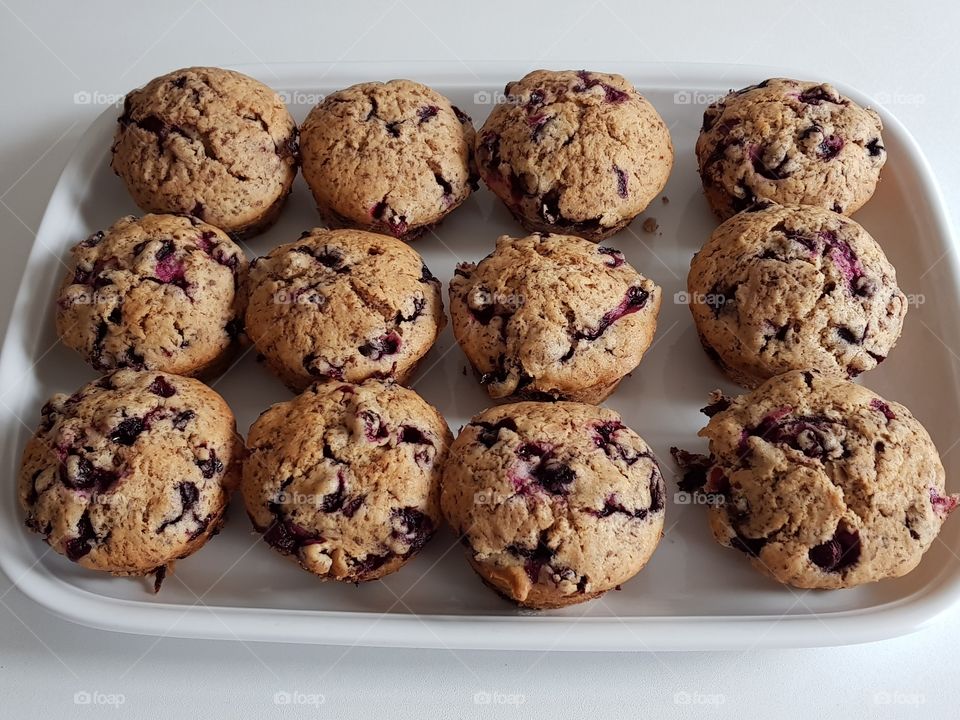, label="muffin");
[696,78,886,219]
[243,379,451,582]
[441,401,665,608]
[299,79,476,240]
[672,370,956,589]
[244,228,445,392]
[19,370,244,589]
[450,233,661,403]
[111,66,298,237]
[687,203,907,387]
[475,70,673,241]
[55,214,247,377]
